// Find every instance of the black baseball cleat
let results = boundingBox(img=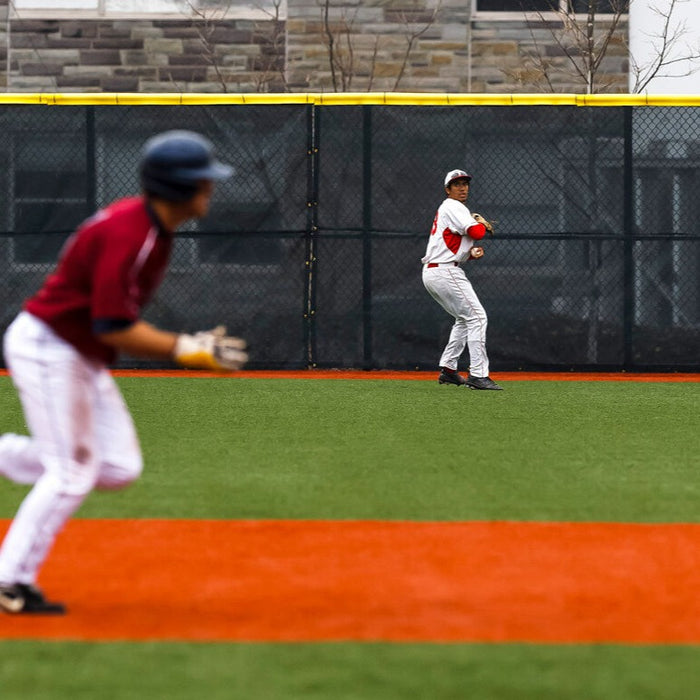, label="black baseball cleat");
[0,583,66,615]
[438,368,468,386]
[466,376,504,391]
